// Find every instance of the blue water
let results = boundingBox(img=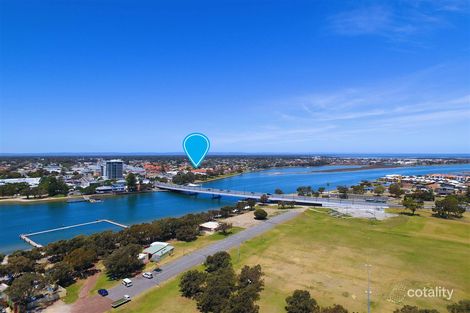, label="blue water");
[1,163,469,254]
[203,164,470,193]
